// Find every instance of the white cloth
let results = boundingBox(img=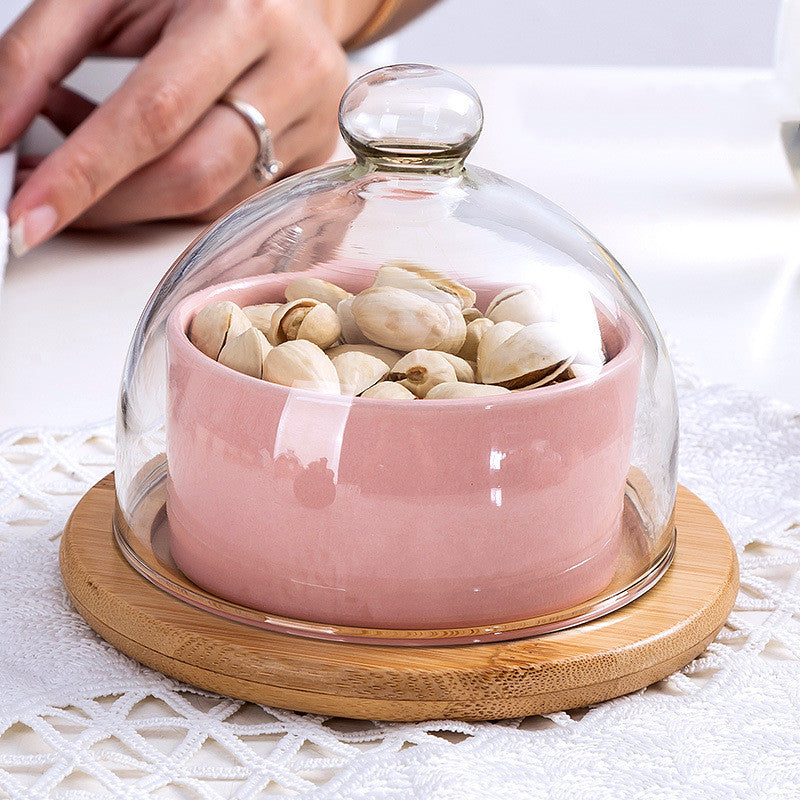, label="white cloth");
[0,357,799,799]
